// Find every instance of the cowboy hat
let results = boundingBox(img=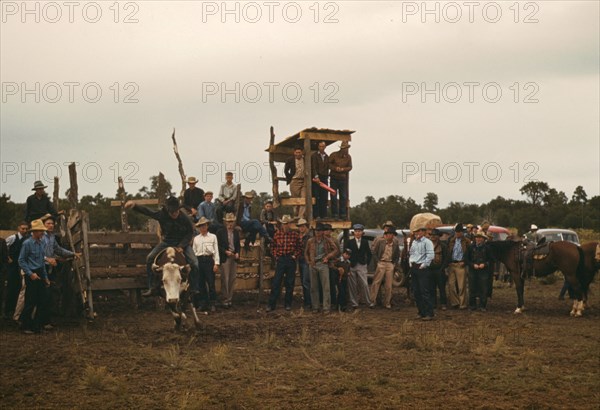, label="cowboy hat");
[340,141,351,149]
[32,180,47,190]
[165,196,180,213]
[385,228,398,235]
[296,218,308,226]
[41,213,55,222]
[412,226,426,232]
[29,219,48,231]
[223,213,236,222]
[475,230,487,239]
[382,220,394,228]
[195,217,210,226]
[186,176,198,184]
[243,191,255,199]
[530,224,538,230]
[279,215,293,224]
